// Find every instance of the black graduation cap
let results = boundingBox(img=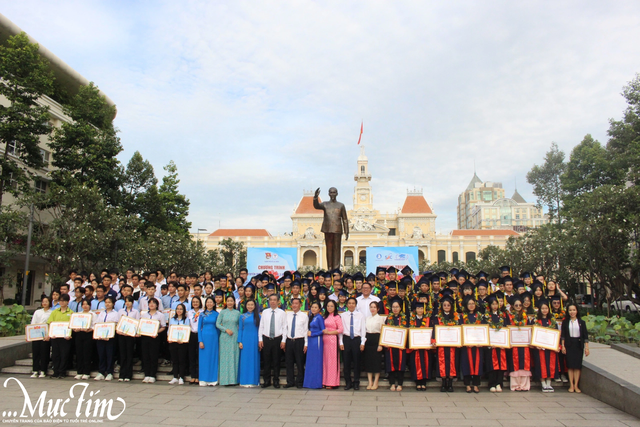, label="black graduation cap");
[439,291,455,307]
[291,280,301,288]
[386,266,398,274]
[499,266,511,273]
[520,271,532,279]
[366,273,376,282]
[455,272,467,281]
[338,289,349,298]
[277,277,285,285]
[342,274,352,282]
[389,296,404,307]
[251,275,261,282]
[459,269,470,279]
[493,290,505,300]
[417,292,430,300]
[282,271,293,279]
[421,270,434,276]
[293,271,302,279]
[507,294,522,306]
[385,281,399,291]
[352,272,364,282]
[530,282,544,293]
[397,281,408,292]
[316,270,326,277]
[301,278,311,286]
[411,300,428,312]
[535,297,550,309]
[446,280,459,289]
[430,275,441,283]
[214,289,226,296]
[514,280,525,290]
[449,268,459,276]
[323,272,332,280]
[417,276,430,286]
[476,281,488,289]
[502,275,513,283]
[438,272,448,280]
[400,266,414,277]
[476,271,489,281]
[318,287,329,295]
[331,268,342,277]
[265,283,276,291]
[376,266,387,274]
[486,294,499,306]
[304,271,315,279]
[461,281,475,292]
[549,294,562,303]
[244,284,256,293]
